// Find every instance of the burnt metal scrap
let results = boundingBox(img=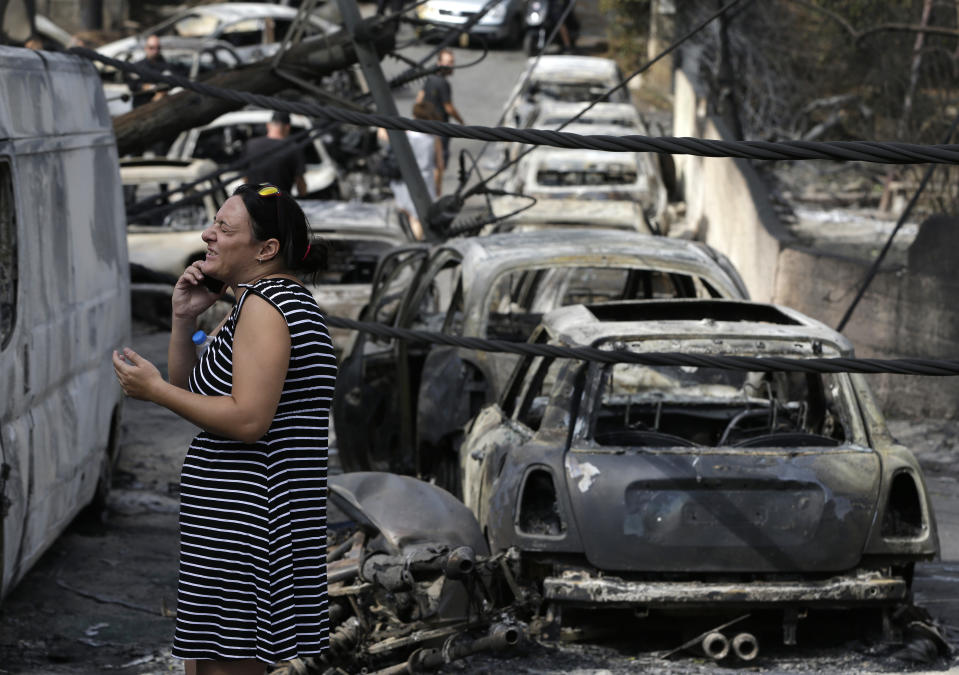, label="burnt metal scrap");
[269,473,532,674]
